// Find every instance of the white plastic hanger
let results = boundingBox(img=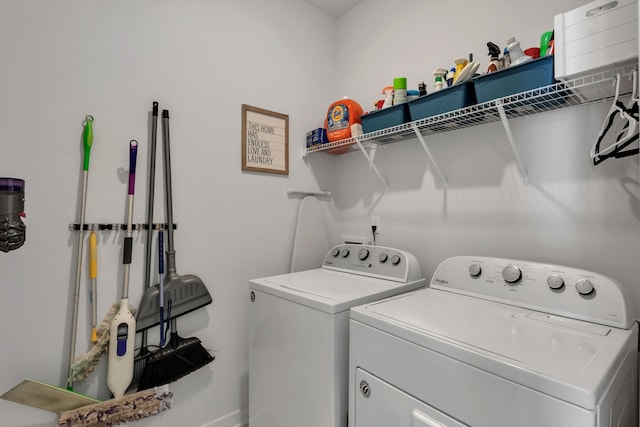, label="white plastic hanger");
[591,72,639,163]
